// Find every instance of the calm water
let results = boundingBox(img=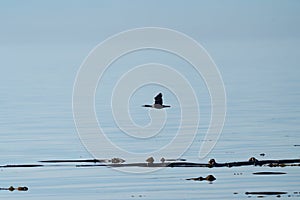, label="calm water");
[1,41,300,199]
